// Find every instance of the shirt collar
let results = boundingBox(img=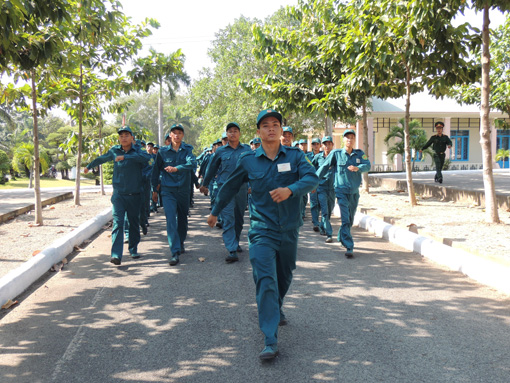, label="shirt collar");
[255,144,287,159]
